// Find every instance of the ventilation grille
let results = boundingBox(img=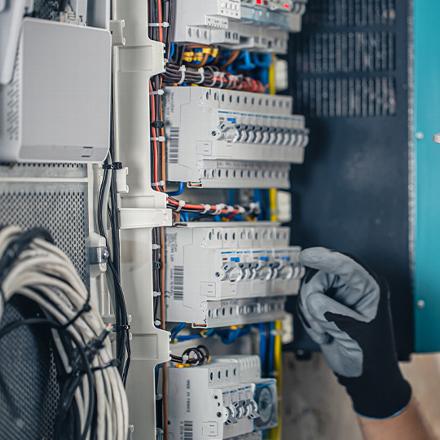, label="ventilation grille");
[0,184,89,282]
[291,0,398,117]
[0,299,61,440]
[303,0,396,27]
